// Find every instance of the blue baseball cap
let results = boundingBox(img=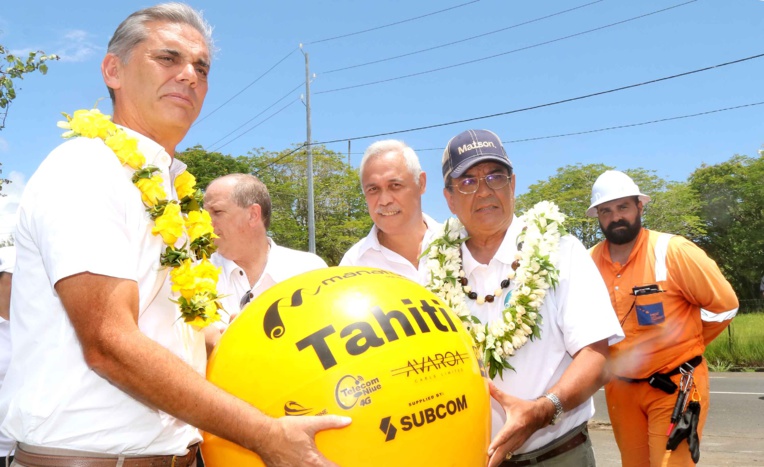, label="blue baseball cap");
[442,129,512,182]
